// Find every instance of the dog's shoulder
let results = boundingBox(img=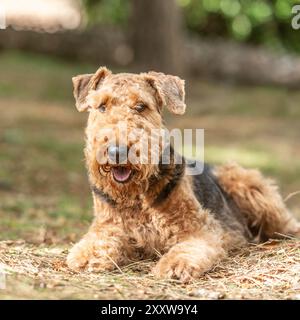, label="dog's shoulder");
[188,161,226,213]
[188,161,248,233]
